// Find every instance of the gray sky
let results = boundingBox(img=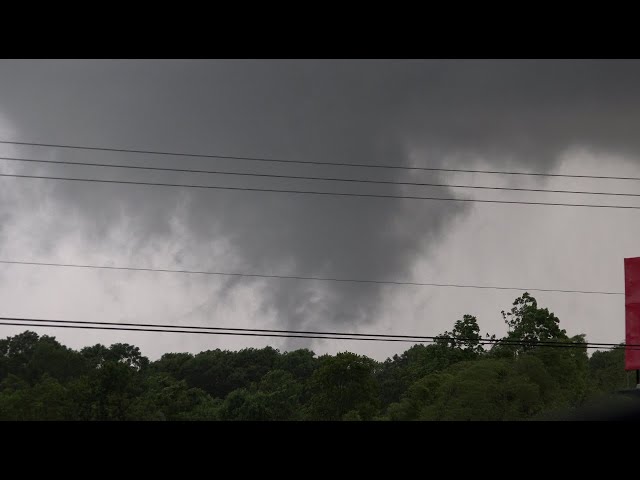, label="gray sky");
[0,59,639,360]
